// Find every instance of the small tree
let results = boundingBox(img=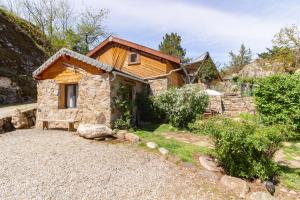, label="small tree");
[272,25,300,68]
[228,44,252,72]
